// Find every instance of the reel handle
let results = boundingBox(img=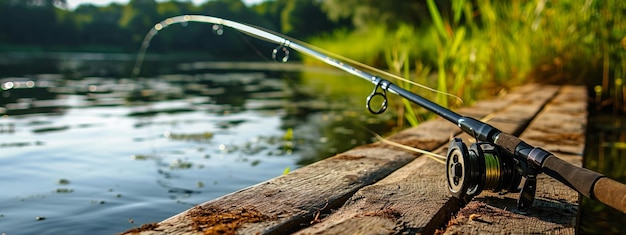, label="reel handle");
[543,156,626,214]
[542,155,602,198]
[593,177,626,214]
[496,132,626,214]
